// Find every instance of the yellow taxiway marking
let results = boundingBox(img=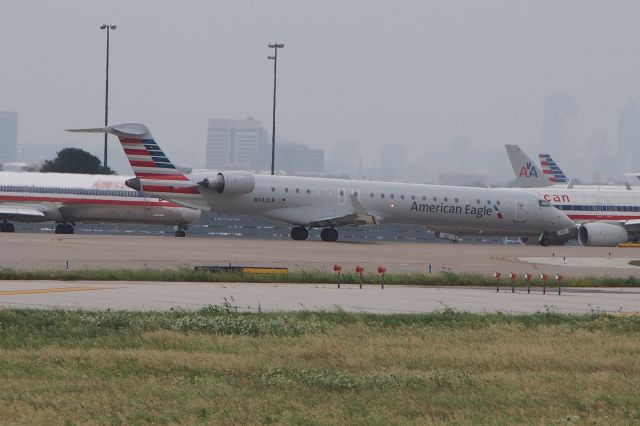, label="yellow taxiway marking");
[0,286,111,296]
